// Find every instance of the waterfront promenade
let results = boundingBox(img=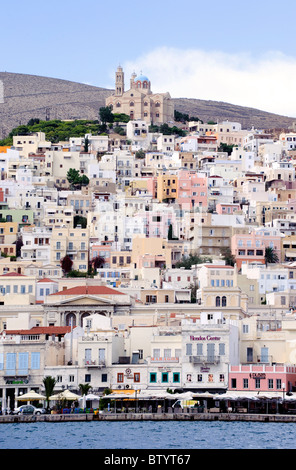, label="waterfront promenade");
[1,411,296,423]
